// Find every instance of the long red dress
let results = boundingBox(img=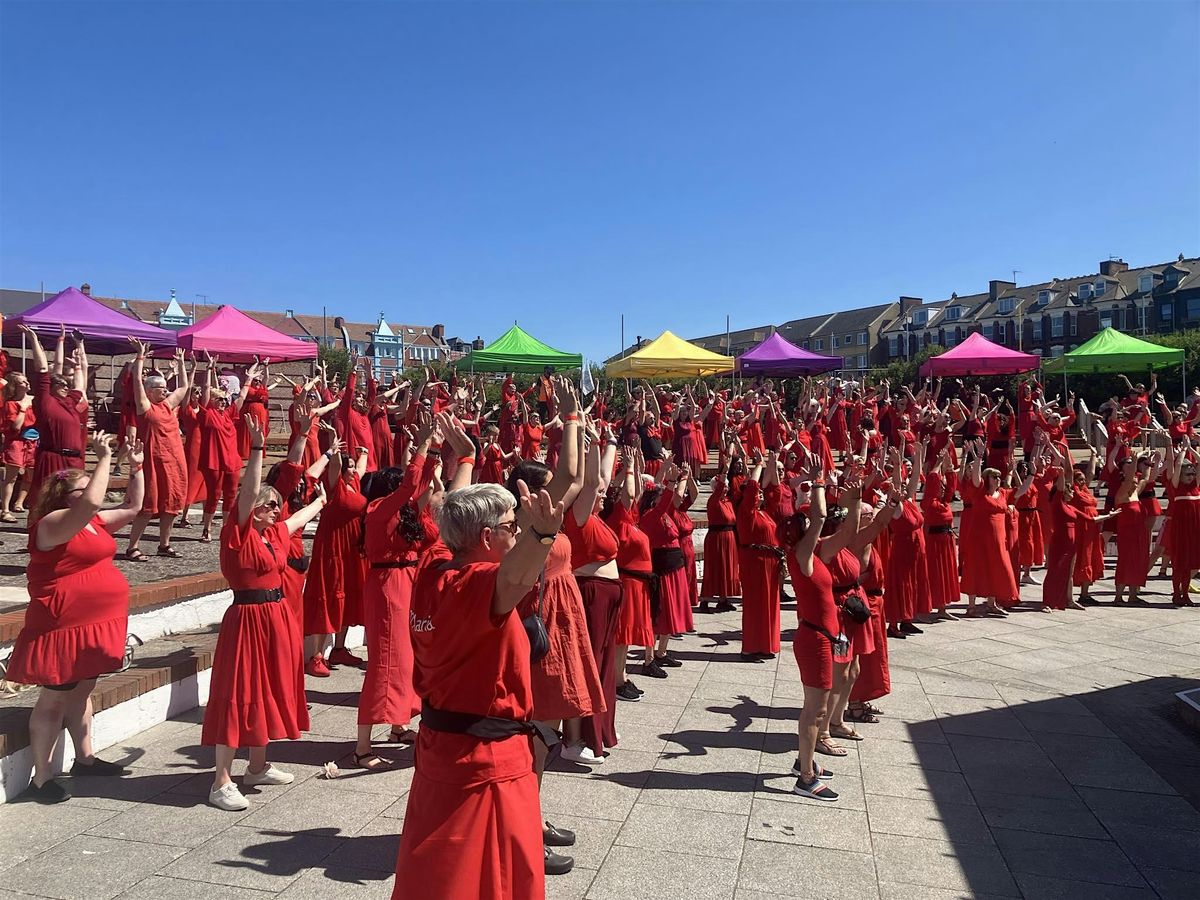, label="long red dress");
[393,554,543,900]
[921,472,960,610]
[201,517,308,747]
[886,500,928,625]
[181,403,207,507]
[6,517,128,686]
[959,482,1018,603]
[236,383,271,459]
[367,378,395,469]
[337,372,376,472]
[827,544,873,656]
[671,495,699,610]
[736,480,782,655]
[1042,483,1079,610]
[640,491,694,636]
[701,487,741,599]
[607,502,654,648]
[517,533,605,721]
[478,442,505,484]
[358,454,436,729]
[1170,484,1200,571]
[1015,482,1045,567]
[29,372,86,506]
[1115,498,1149,588]
[850,547,890,703]
[139,402,187,516]
[1071,485,1104,587]
[302,472,368,634]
